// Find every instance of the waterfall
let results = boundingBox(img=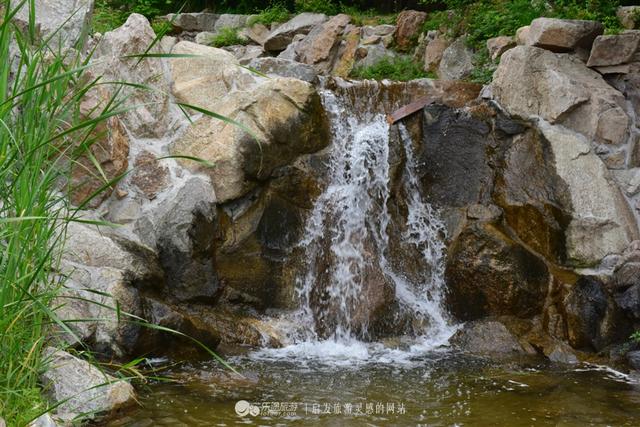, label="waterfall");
[252,82,455,362]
